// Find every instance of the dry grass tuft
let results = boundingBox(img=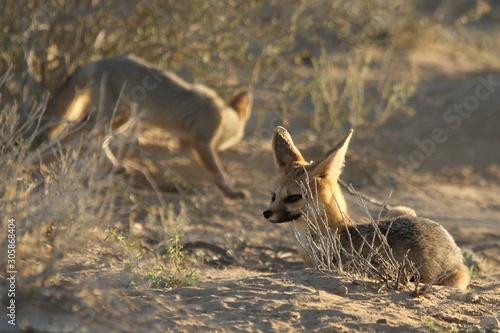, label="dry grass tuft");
[0,89,198,327]
[294,172,421,293]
